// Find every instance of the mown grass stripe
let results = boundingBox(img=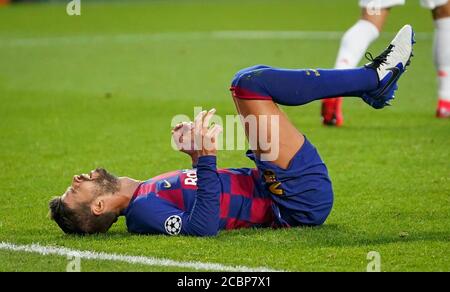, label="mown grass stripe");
[0,31,432,47]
